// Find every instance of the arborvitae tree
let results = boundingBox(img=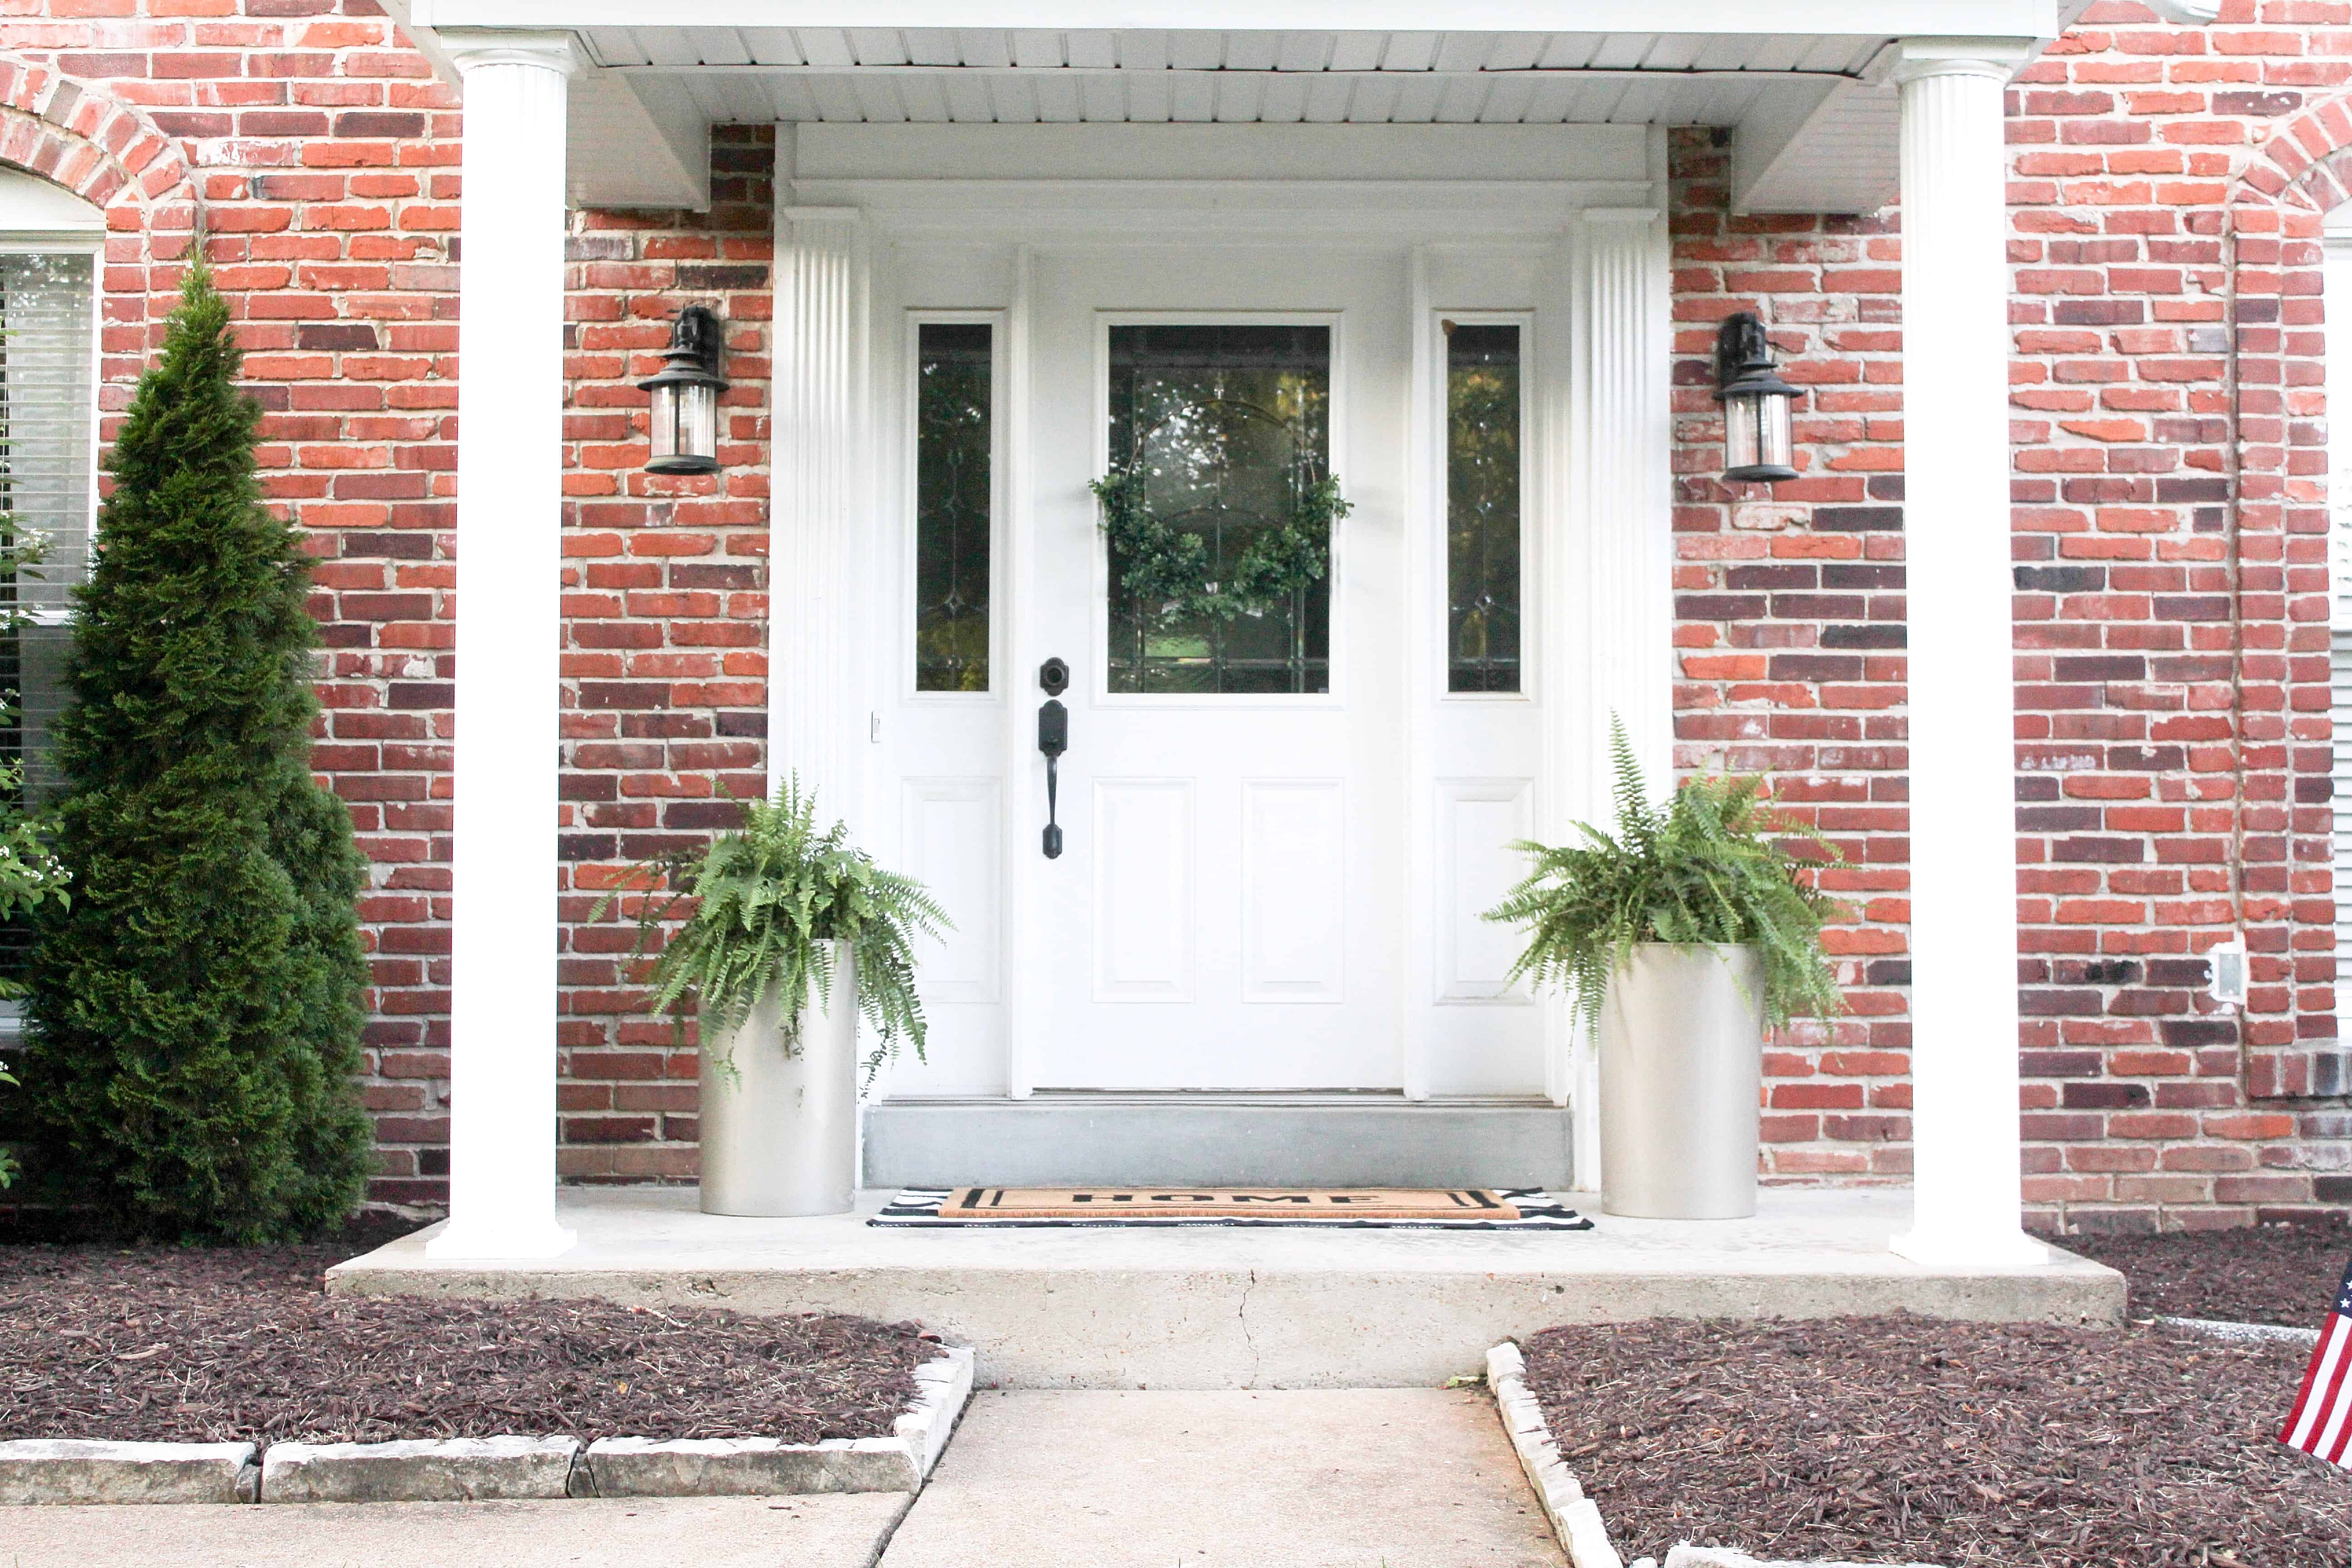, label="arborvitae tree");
[21,264,371,1241]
